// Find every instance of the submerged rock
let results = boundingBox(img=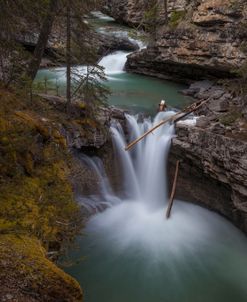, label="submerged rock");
[97,32,139,57]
